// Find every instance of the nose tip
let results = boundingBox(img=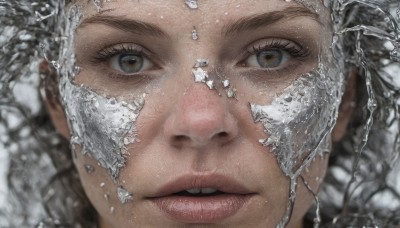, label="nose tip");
[164,84,238,149]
